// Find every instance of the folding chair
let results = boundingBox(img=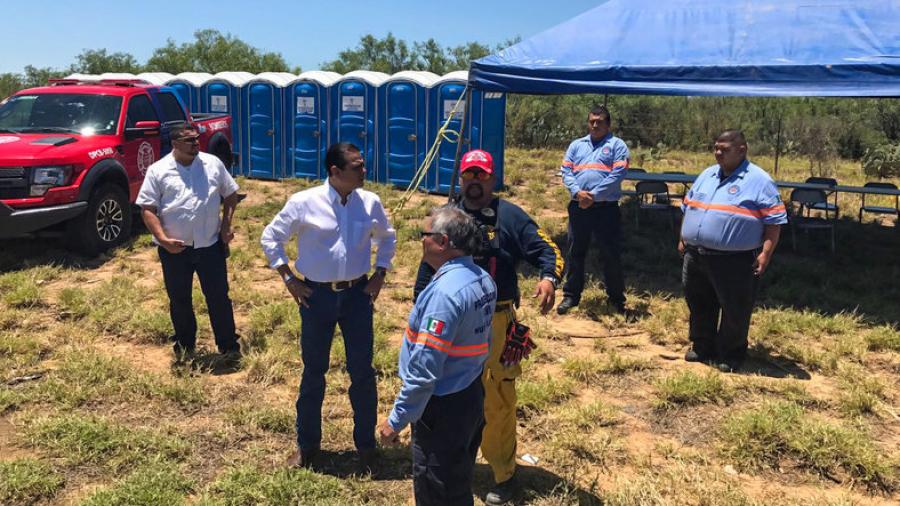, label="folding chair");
[635,181,675,231]
[621,167,645,200]
[804,176,839,219]
[789,188,835,253]
[858,182,899,224]
[663,170,688,201]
